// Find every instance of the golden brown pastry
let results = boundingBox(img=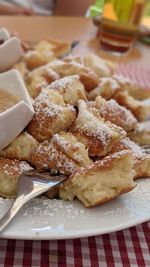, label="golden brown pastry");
[87,77,120,101]
[84,54,115,77]
[24,39,71,70]
[95,96,137,132]
[115,91,150,121]
[27,89,76,141]
[113,74,150,101]
[25,65,59,98]
[59,150,136,207]
[47,75,87,106]
[31,131,91,175]
[71,100,126,157]
[44,38,71,57]
[111,138,150,179]
[24,50,55,70]
[0,132,39,163]
[128,121,150,145]
[0,158,32,197]
[49,60,99,92]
